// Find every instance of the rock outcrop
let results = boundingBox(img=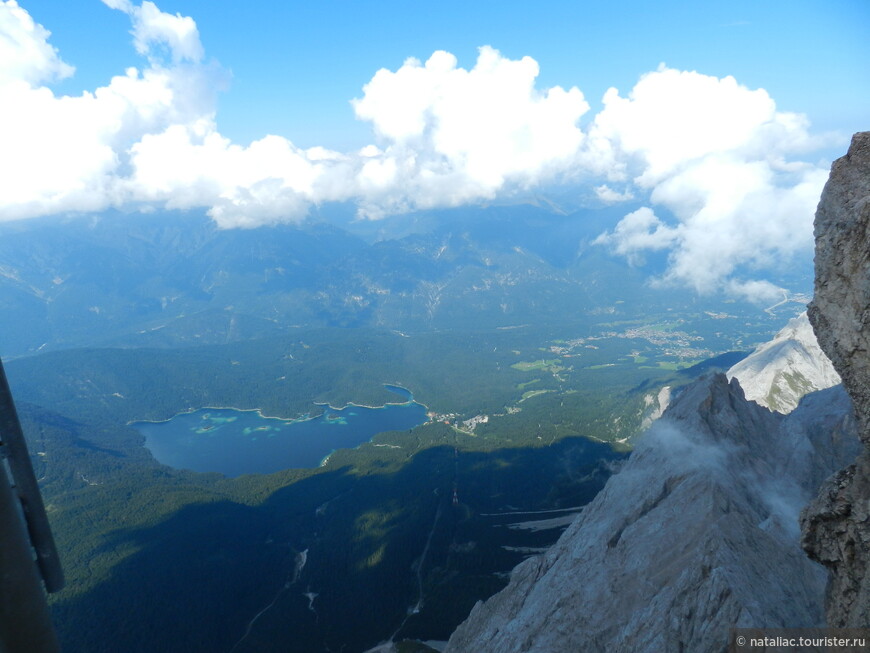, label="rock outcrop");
[727,311,840,414]
[801,131,870,626]
[446,375,859,652]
